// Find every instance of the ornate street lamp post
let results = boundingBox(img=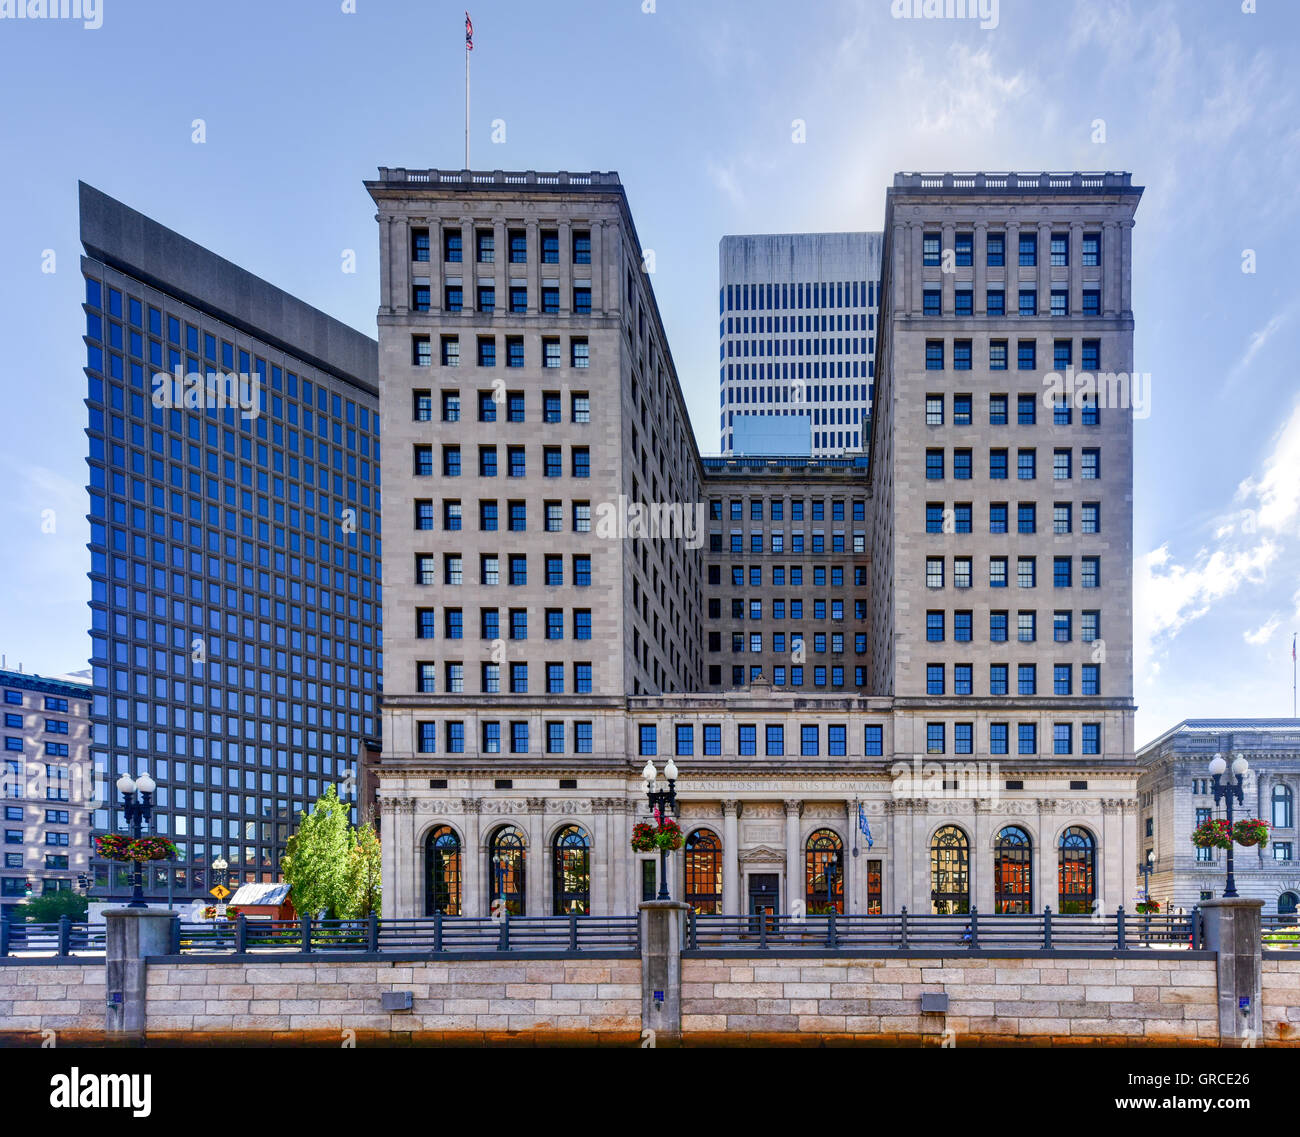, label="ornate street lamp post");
[116,772,156,909]
[1209,751,1250,900]
[211,854,229,894]
[641,758,680,901]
